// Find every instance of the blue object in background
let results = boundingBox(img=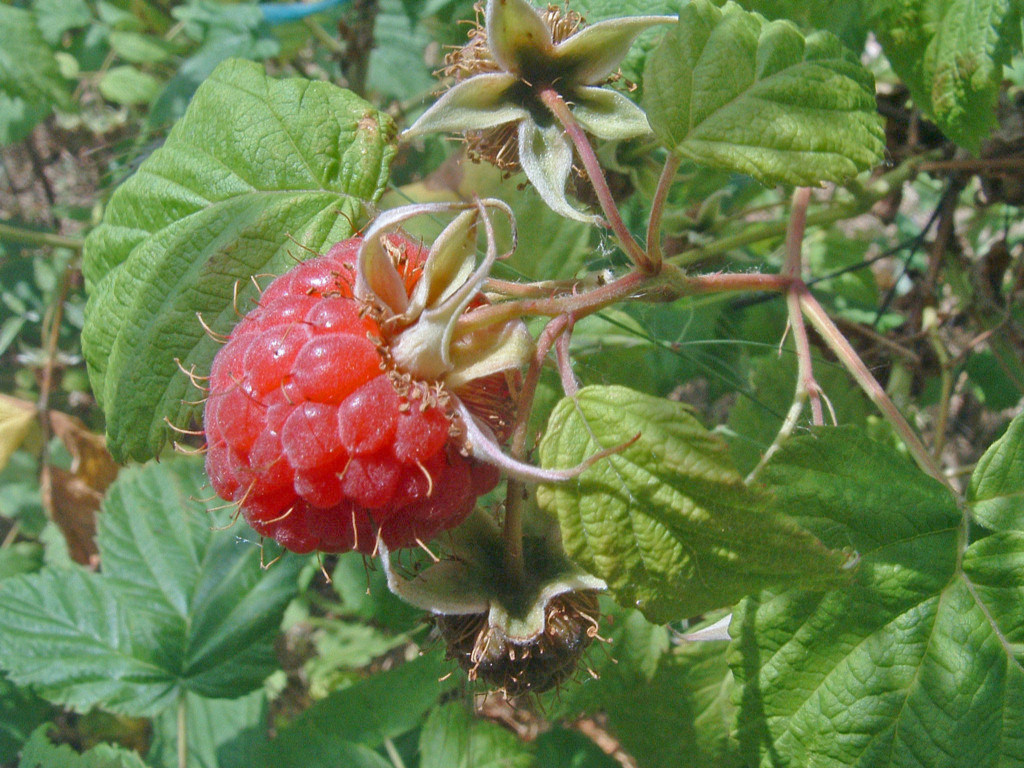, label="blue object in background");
[259,0,351,25]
